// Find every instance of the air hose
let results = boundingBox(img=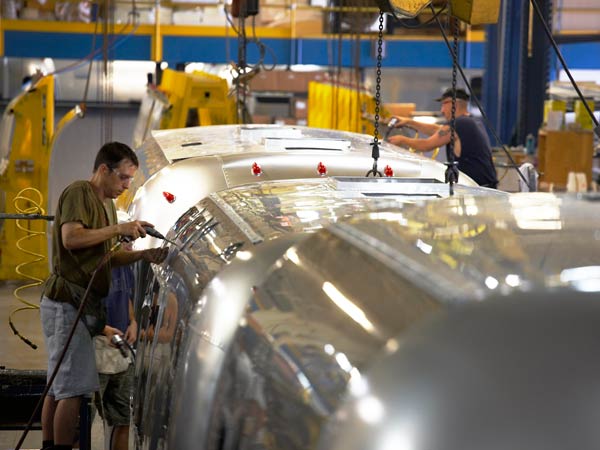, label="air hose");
[14,239,122,450]
[9,187,49,350]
